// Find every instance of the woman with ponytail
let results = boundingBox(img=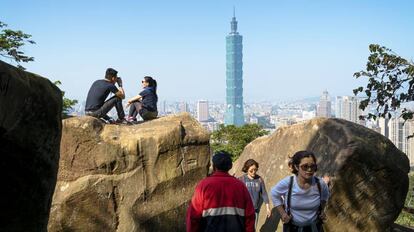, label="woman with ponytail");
[127,76,158,121]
